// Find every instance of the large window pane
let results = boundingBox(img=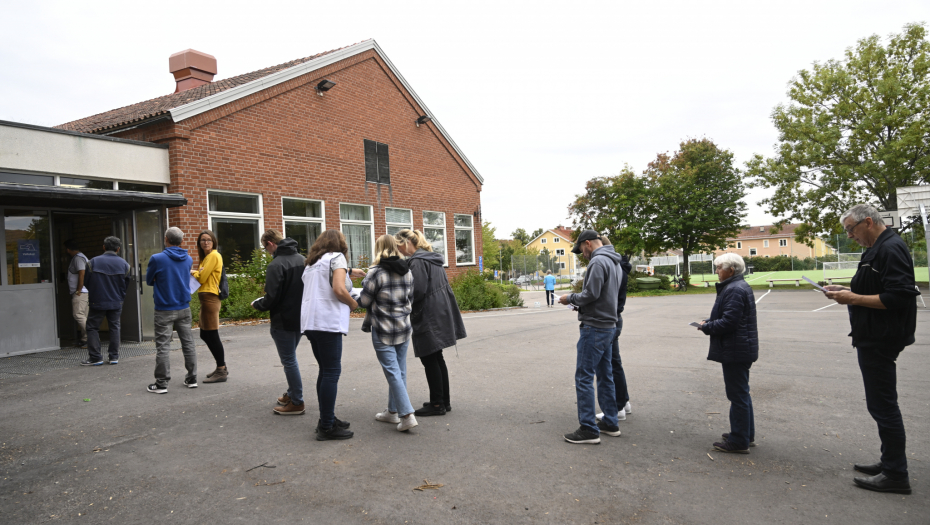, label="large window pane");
[0,172,54,186]
[386,208,411,224]
[424,227,446,259]
[120,182,164,193]
[212,218,259,264]
[342,224,372,268]
[5,210,51,285]
[283,198,322,218]
[423,211,444,226]
[455,229,474,264]
[340,204,371,222]
[285,221,322,255]
[209,192,258,214]
[60,177,114,190]
[454,214,473,228]
[387,225,405,236]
